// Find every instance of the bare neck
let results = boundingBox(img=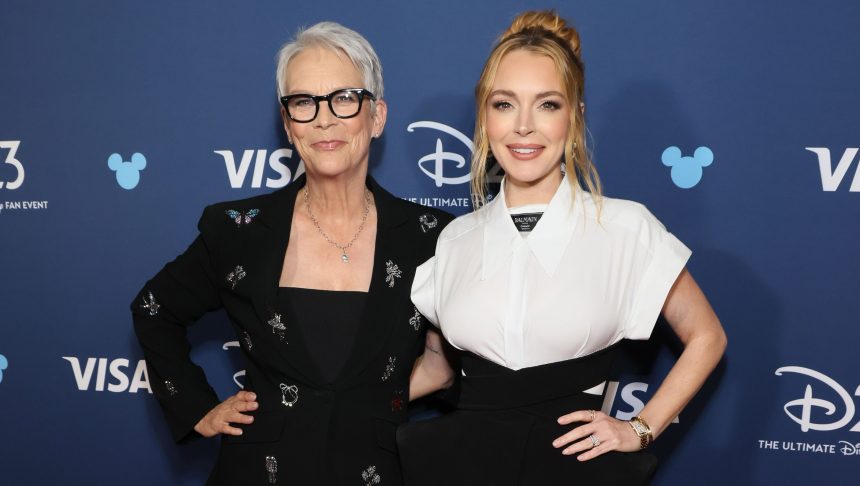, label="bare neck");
[303,167,372,218]
[503,171,563,208]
